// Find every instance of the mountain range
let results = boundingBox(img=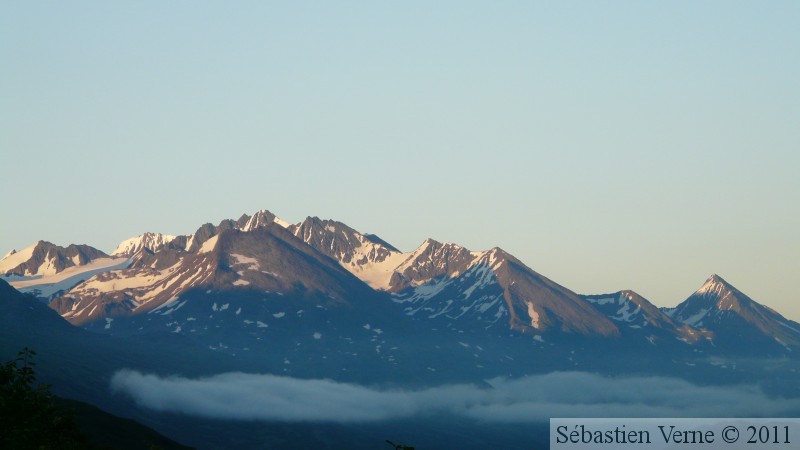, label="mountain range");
[2,209,799,449]
[3,209,797,357]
